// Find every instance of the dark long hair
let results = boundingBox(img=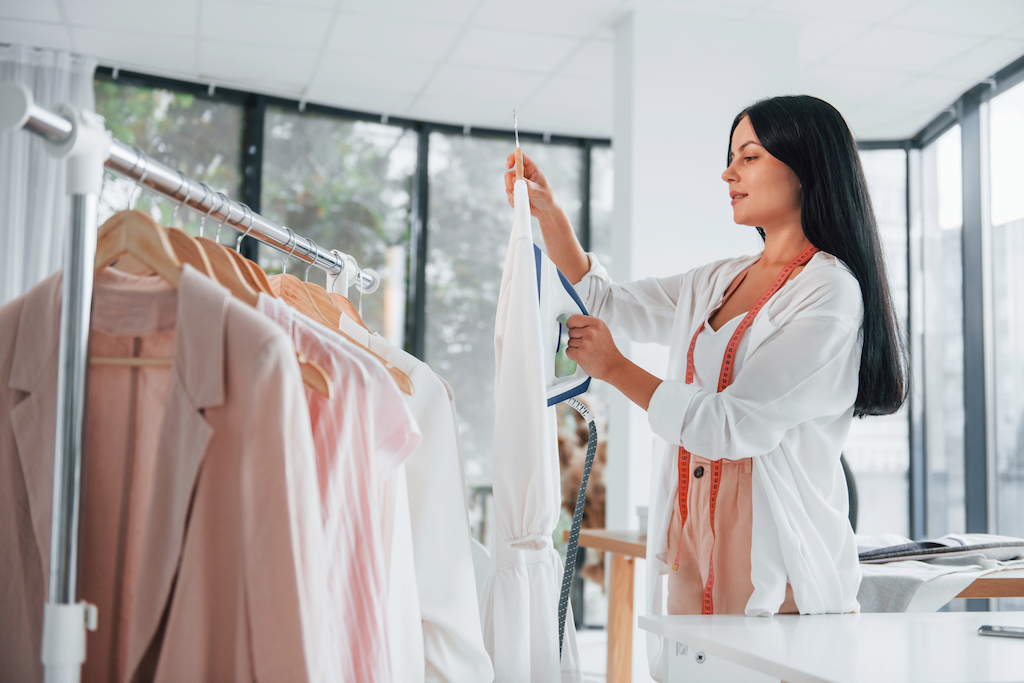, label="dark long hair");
[729,95,907,417]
